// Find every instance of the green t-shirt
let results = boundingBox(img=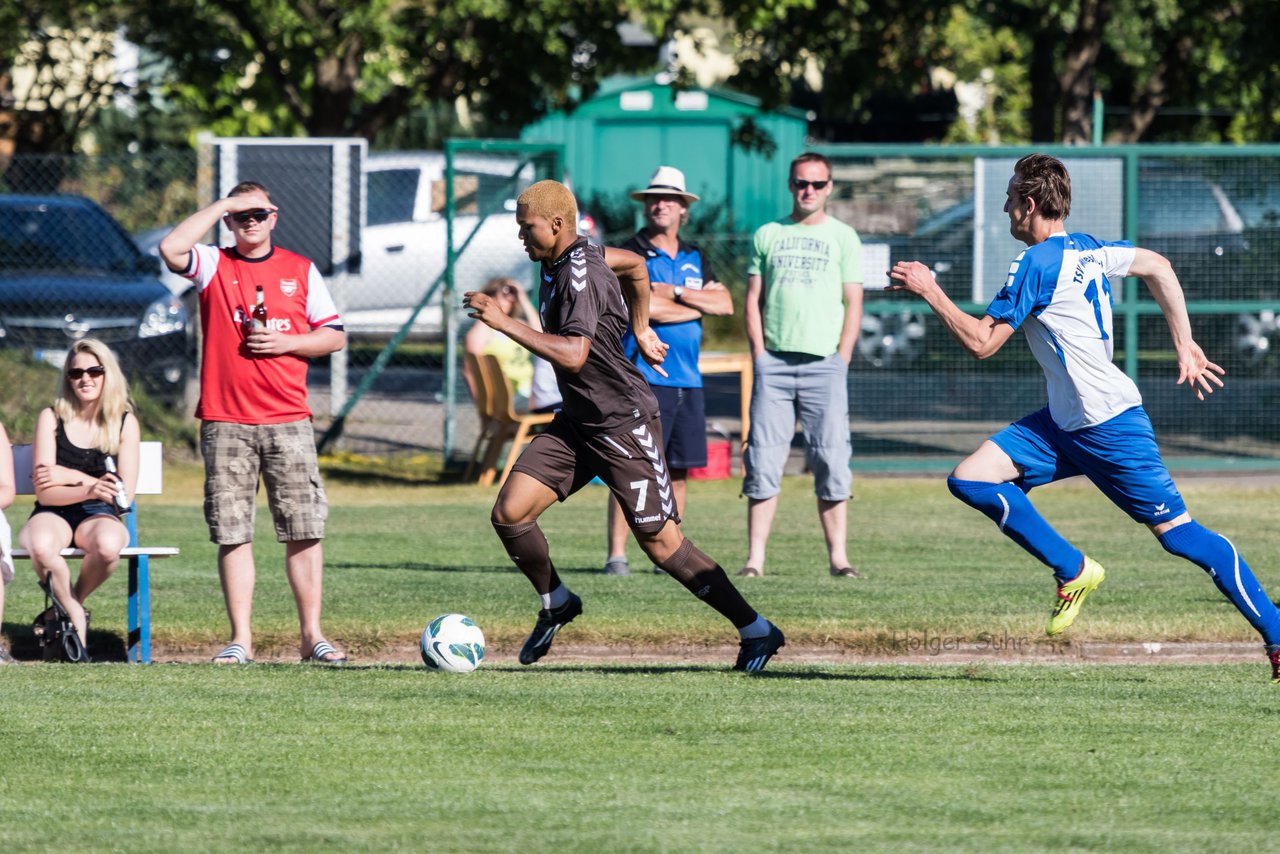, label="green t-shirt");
[747,216,862,356]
